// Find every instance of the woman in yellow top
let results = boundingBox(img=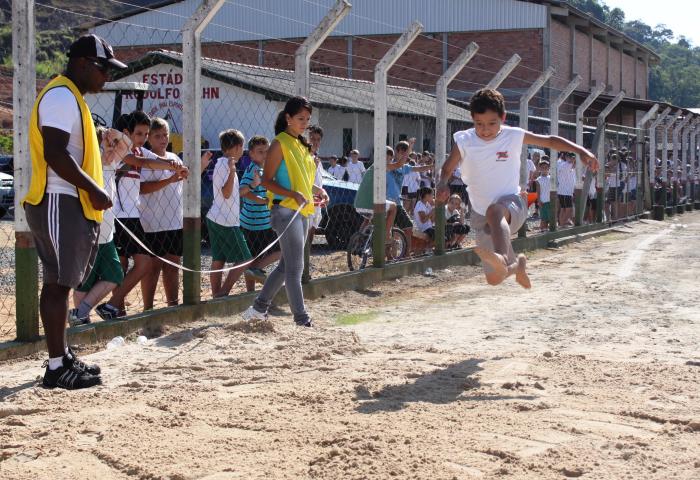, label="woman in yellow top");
[242,97,328,327]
